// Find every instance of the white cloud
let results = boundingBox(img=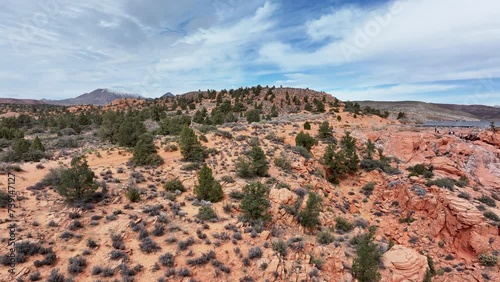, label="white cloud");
[259,0,500,85]
[330,84,460,101]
